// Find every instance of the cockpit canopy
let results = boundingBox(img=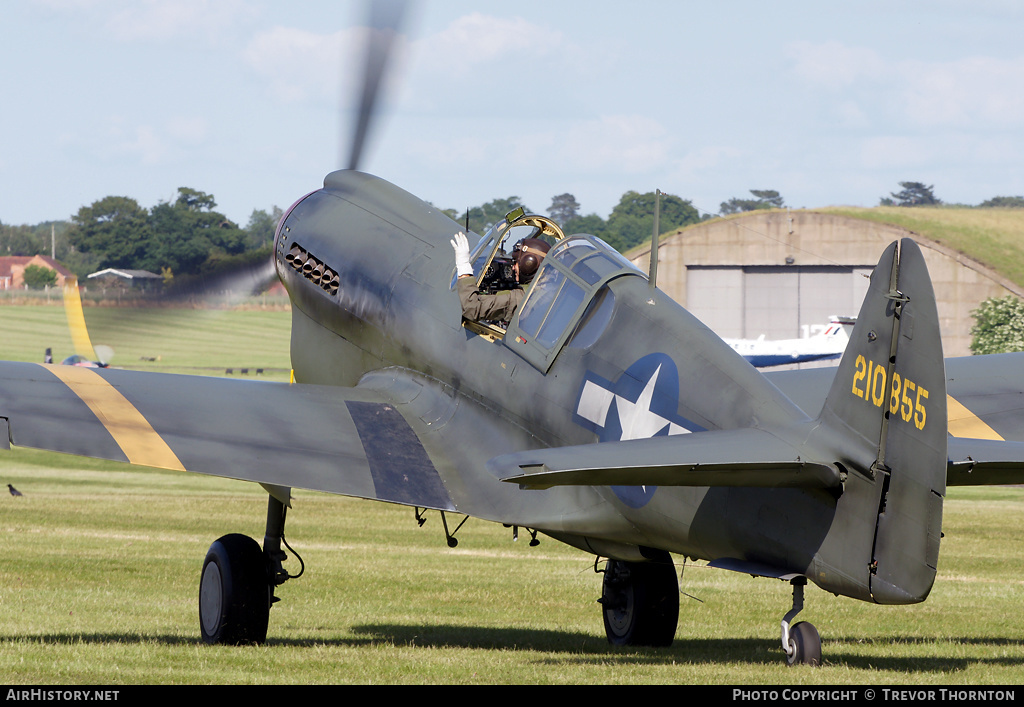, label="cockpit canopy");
[506,234,645,372]
[452,208,646,372]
